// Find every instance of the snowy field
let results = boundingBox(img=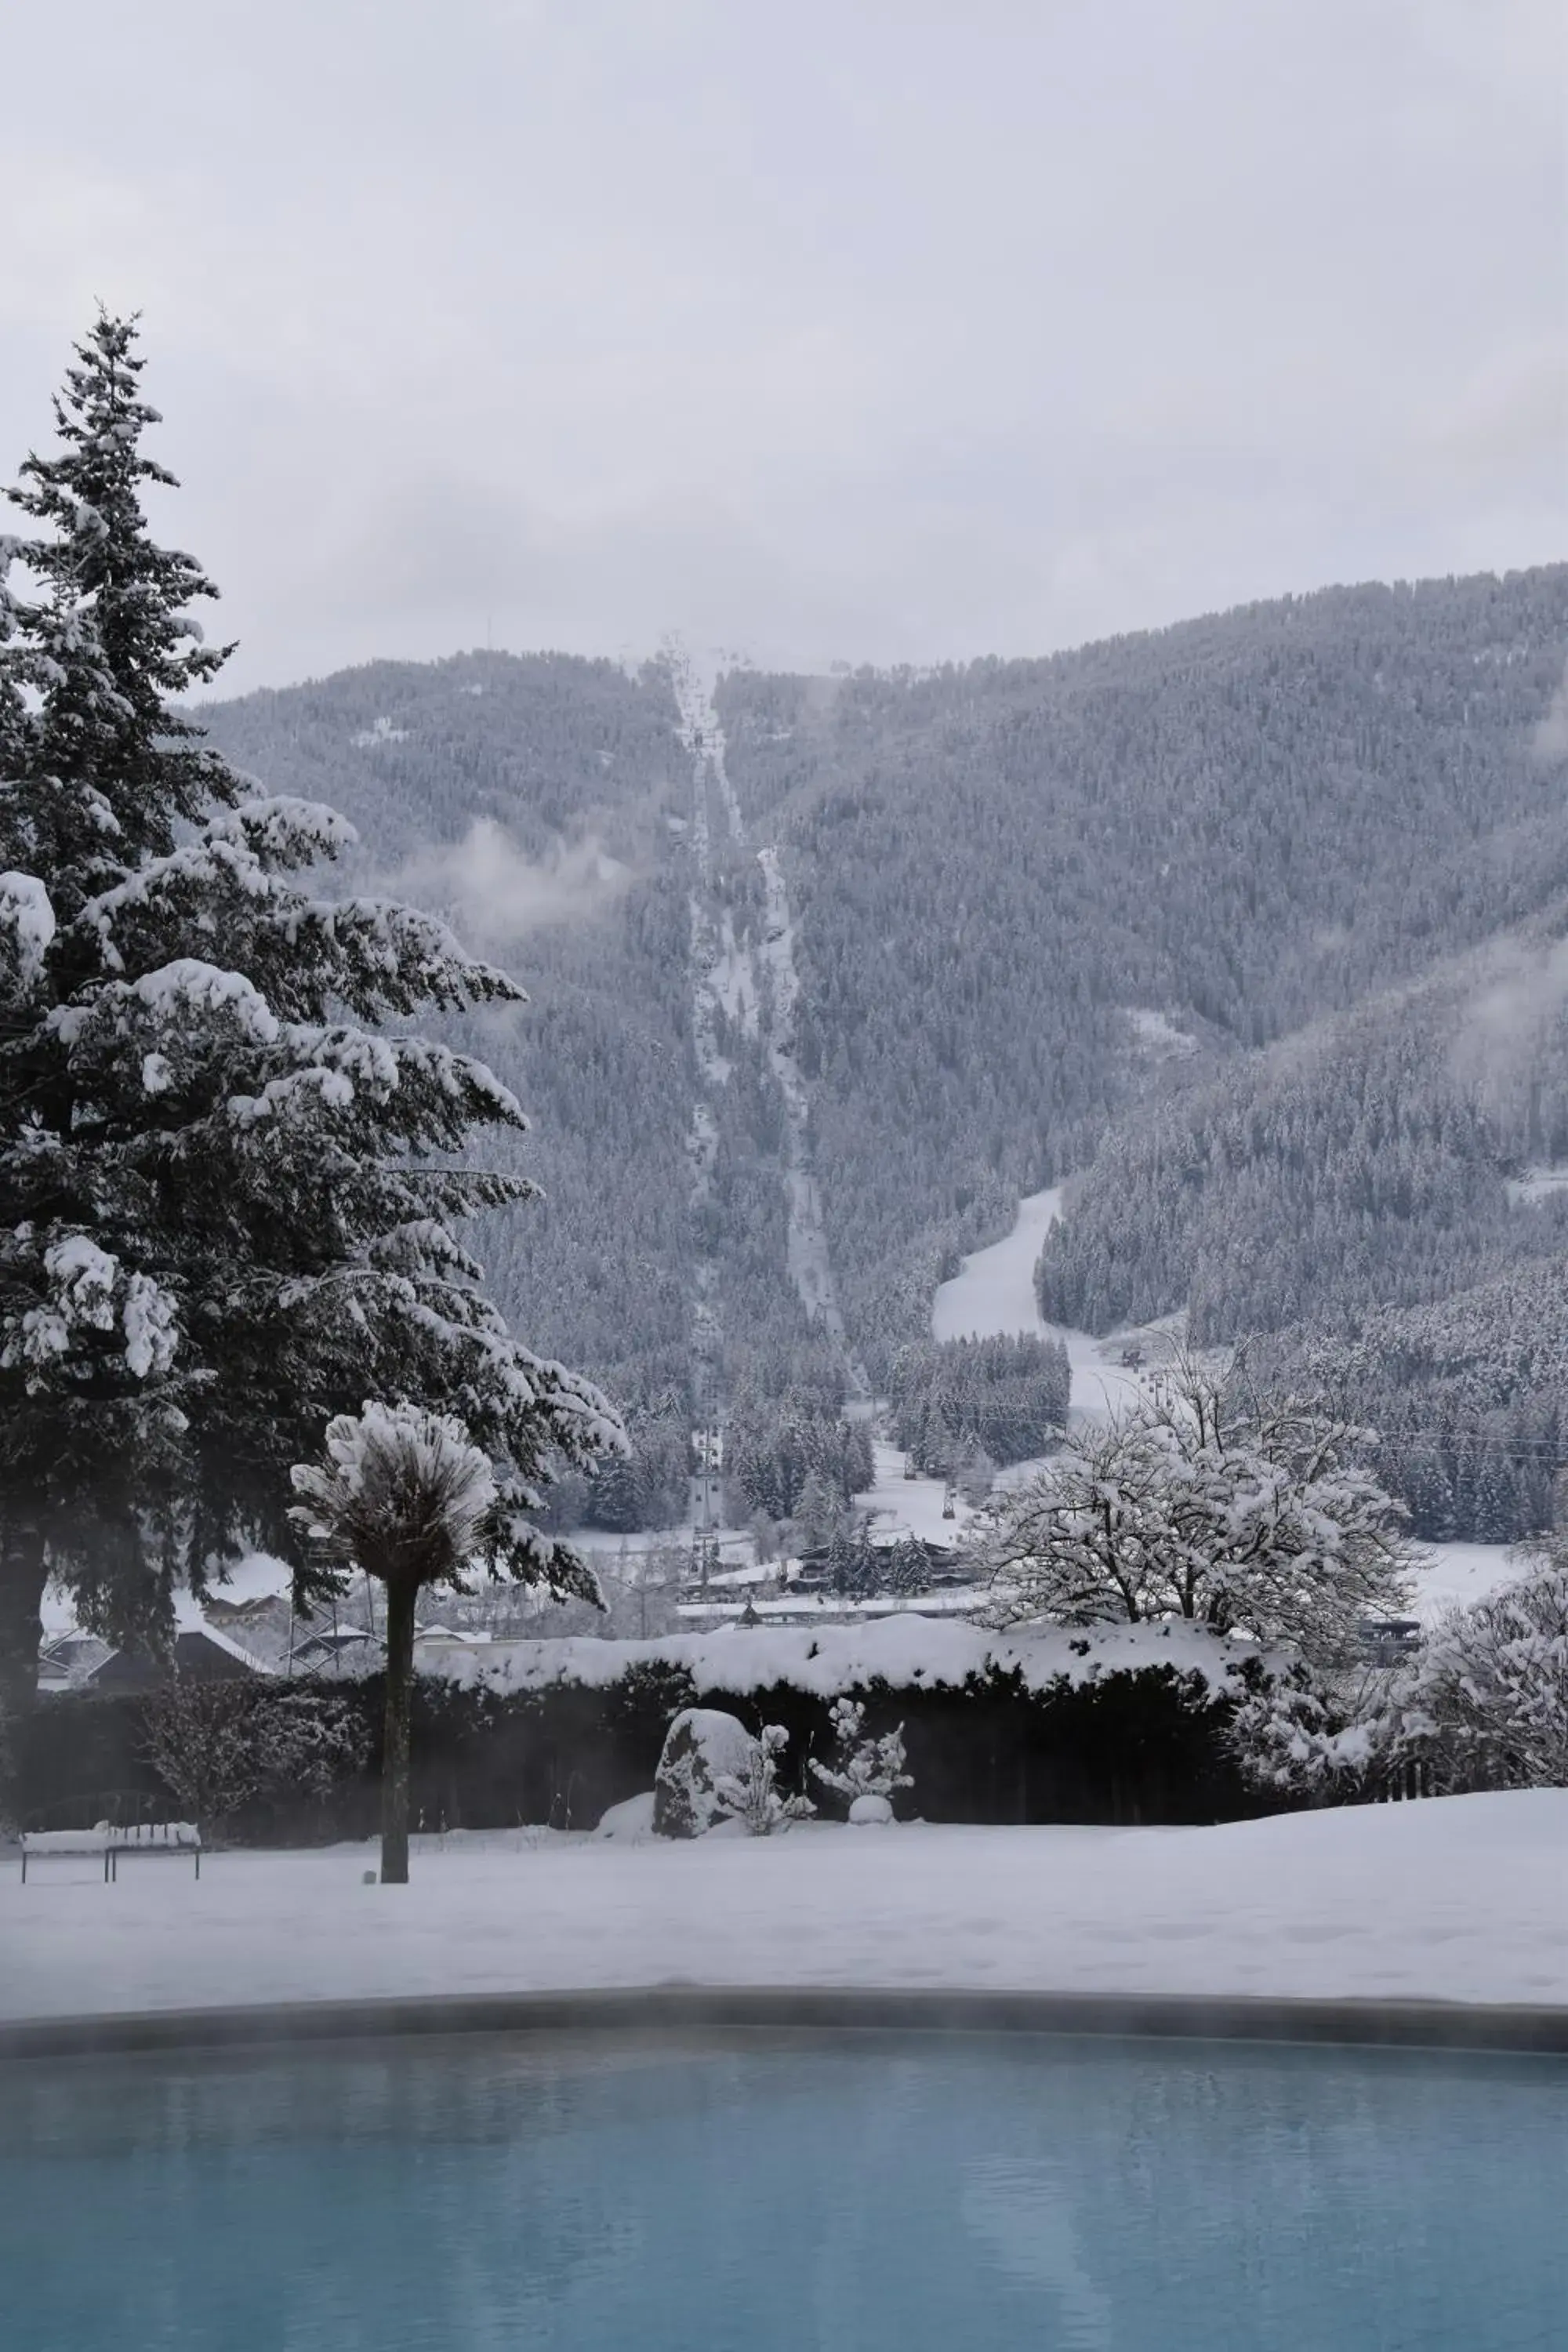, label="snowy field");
[1410,1541,1529,1624]
[4,1793,1565,2023]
